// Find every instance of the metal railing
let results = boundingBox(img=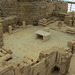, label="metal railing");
[68,2,75,12]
